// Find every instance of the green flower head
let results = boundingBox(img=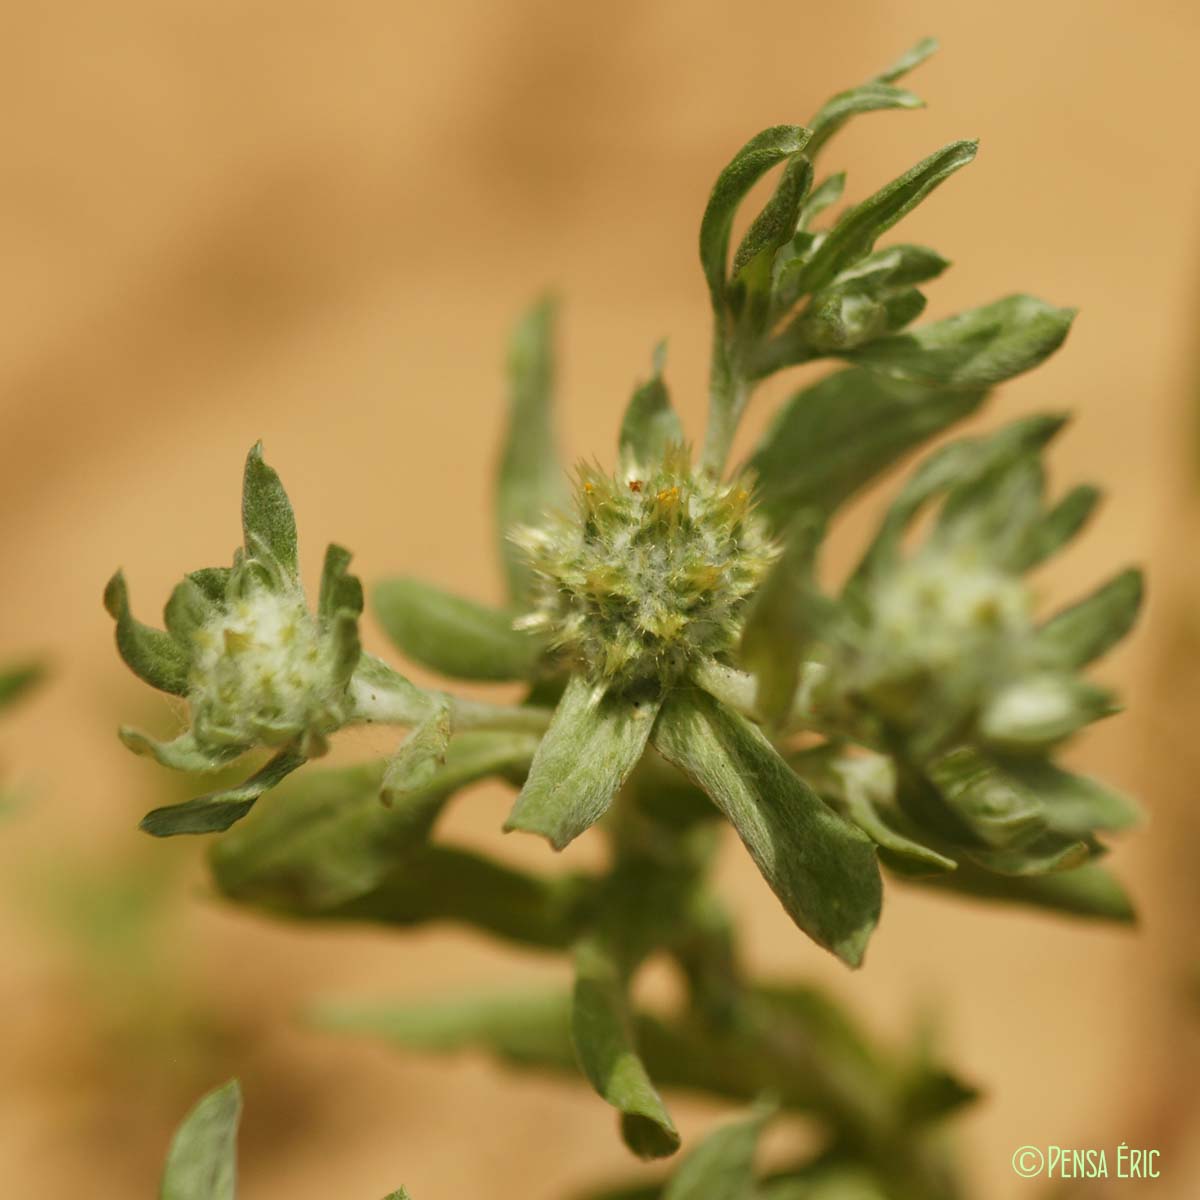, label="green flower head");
[105,443,364,834]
